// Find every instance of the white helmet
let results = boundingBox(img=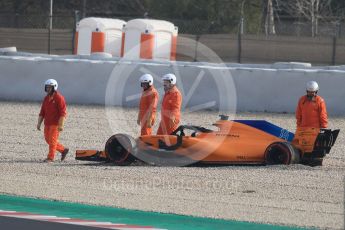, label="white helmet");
[45,79,58,91]
[139,74,153,86]
[162,73,176,85]
[306,81,319,92]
